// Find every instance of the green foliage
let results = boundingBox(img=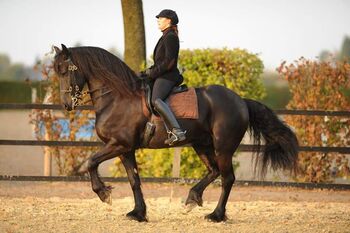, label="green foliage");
[0,54,27,81]
[340,36,350,61]
[112,48,264,179]
[0,54,11,73]
[261,85,291,109]
[111,148,174,177]
[260,70,291,109]
[110,147,208,178]
[0,81,47,103]
[319,36,350,62]
[179,48,265,99]
[179,147,207,178]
